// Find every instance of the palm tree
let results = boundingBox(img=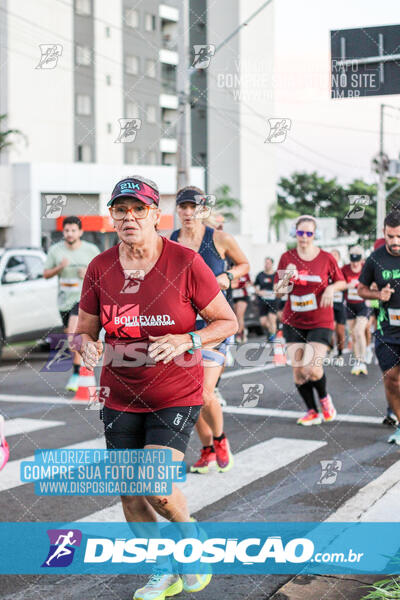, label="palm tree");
[269,203,300,239]
[213,184,241,221]
[0,114,25,154]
